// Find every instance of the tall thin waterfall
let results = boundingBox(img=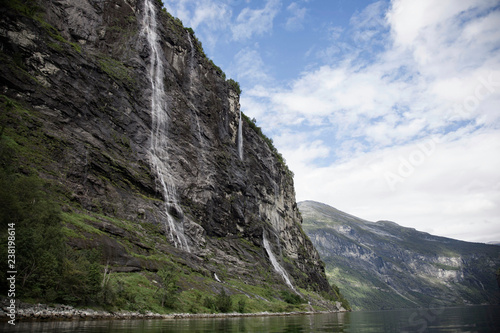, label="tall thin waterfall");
[263,232,296,292]
[141,0,190,252]
[238,110,243,160]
